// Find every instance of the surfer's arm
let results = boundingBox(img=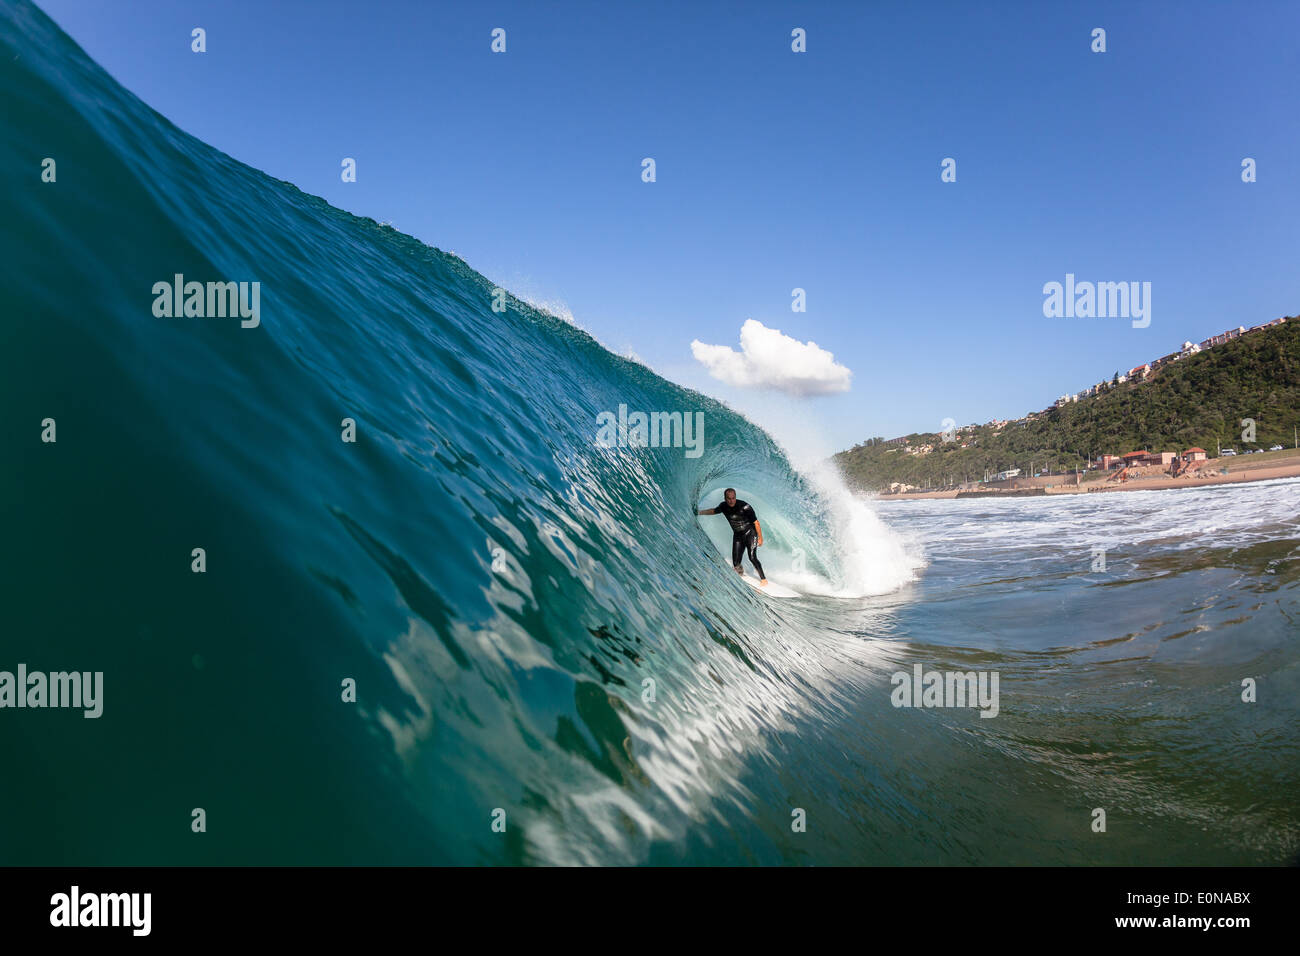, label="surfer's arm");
[696,508,717,515]
[753,519,763,546]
